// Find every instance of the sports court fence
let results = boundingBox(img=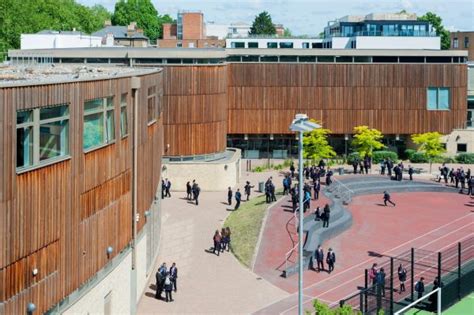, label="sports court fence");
[338,236,474,314]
